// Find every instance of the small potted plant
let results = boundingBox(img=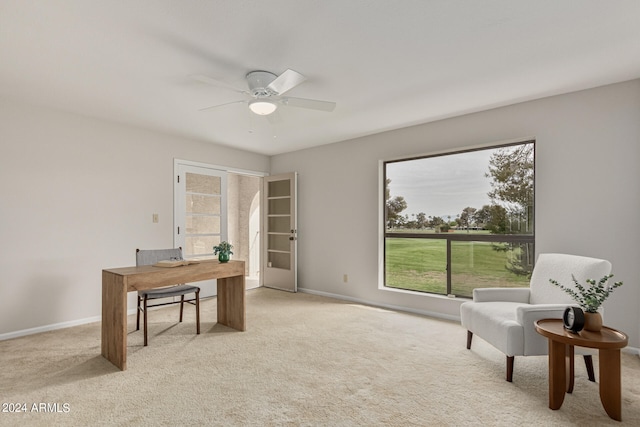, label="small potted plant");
[549,274,623,331]
[213,241,234,263]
